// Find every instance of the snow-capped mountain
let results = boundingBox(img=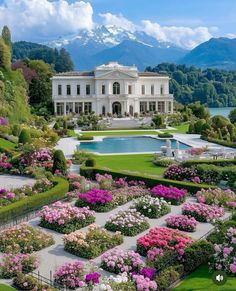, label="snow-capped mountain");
[46,25,188,70]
